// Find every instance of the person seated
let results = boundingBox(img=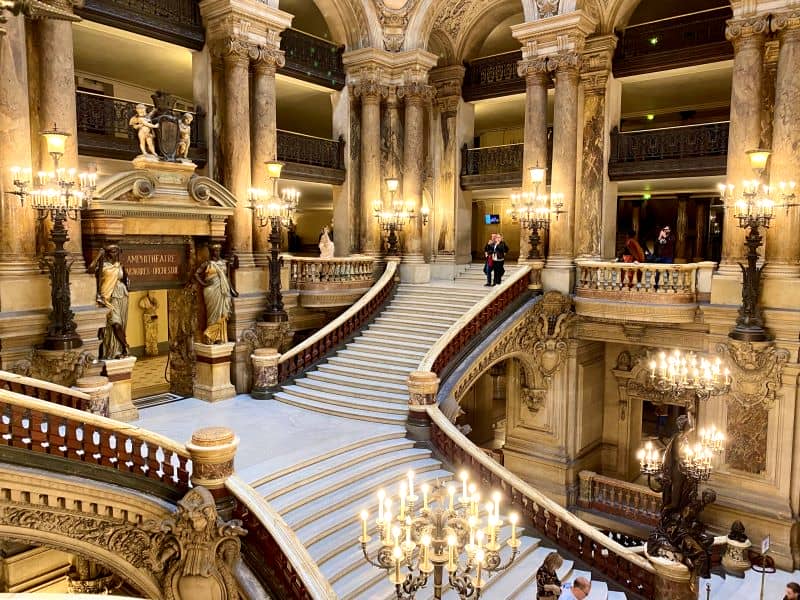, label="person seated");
[536,551,563,599]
